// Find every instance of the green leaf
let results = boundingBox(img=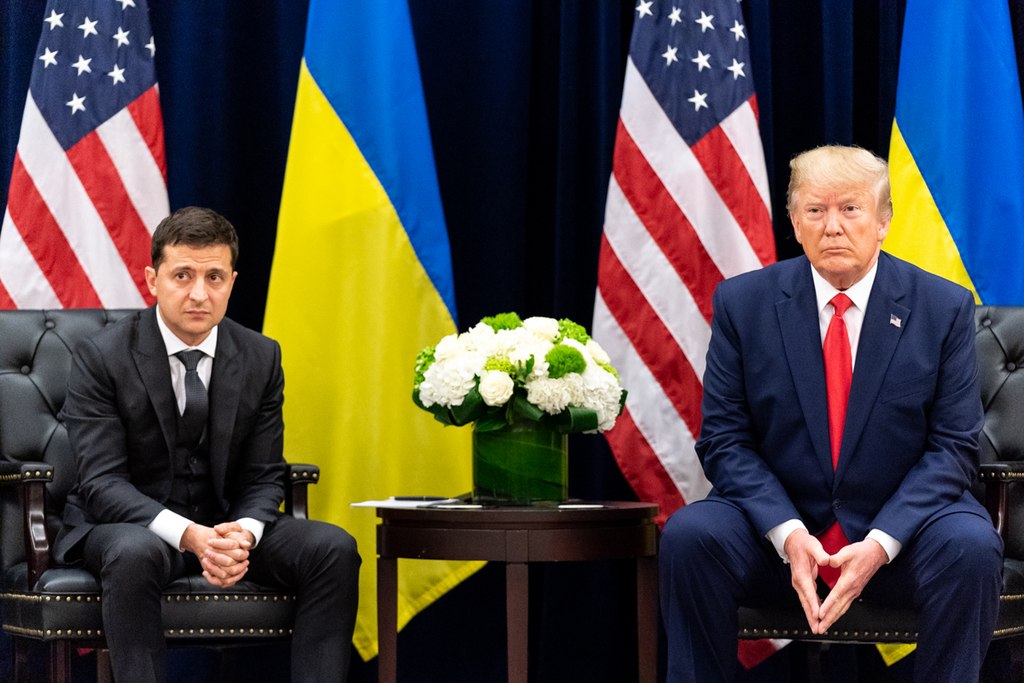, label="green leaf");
[511,392,544,422]
[449,387,486,426]
[545,406,599,433]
